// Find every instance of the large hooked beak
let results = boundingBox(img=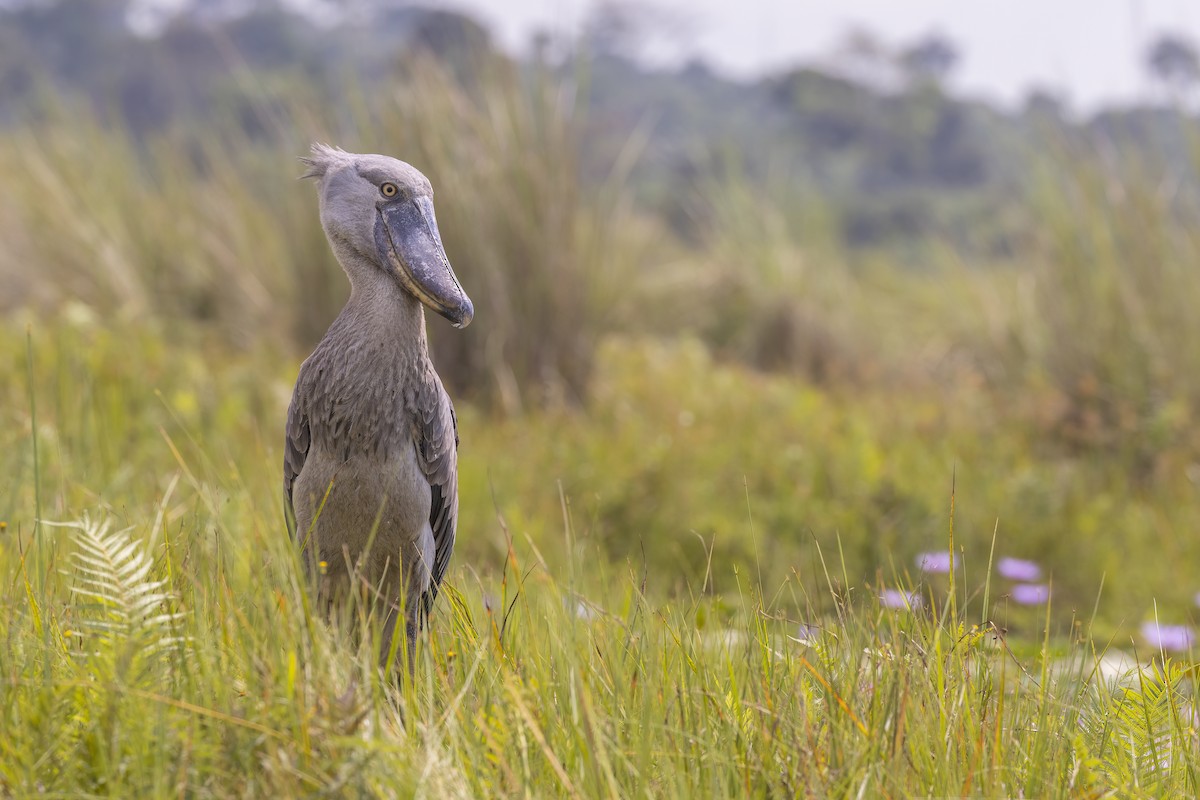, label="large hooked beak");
[374,195,473,328]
